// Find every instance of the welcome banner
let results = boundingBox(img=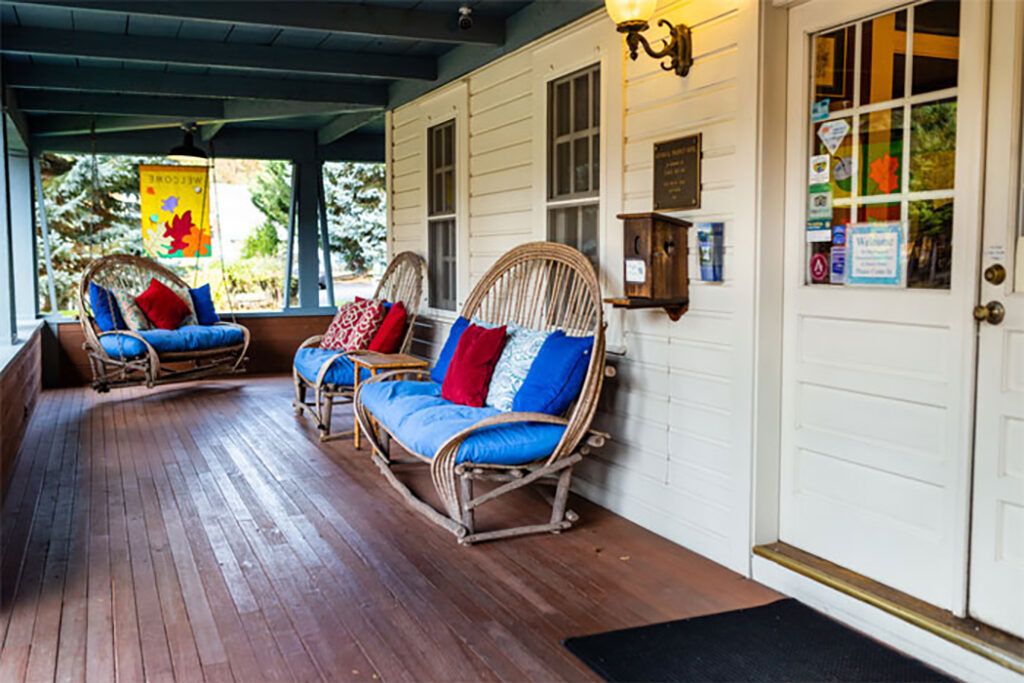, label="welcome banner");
[139,165,211,258]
